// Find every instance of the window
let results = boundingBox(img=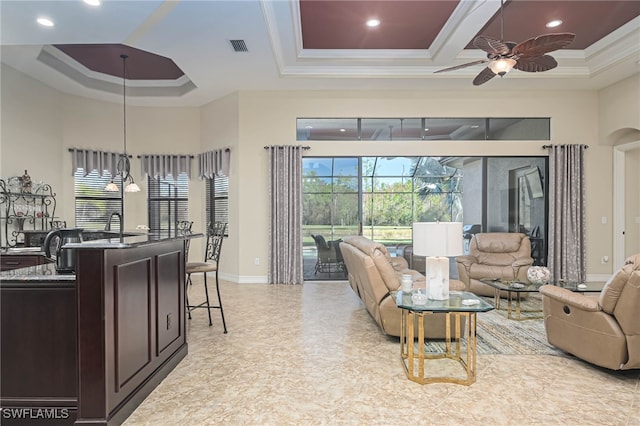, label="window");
[206,175,229,230]
[297,117,550,141]
[302,157,463,247]
[148,174,189,232]
[302,156,548,280]
[74,169,122,230]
